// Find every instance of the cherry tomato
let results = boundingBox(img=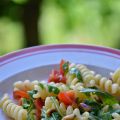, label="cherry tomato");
[13,90,29,100]
[34,98,44,120]
[58,91,75,105]
[48,69,66,83]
